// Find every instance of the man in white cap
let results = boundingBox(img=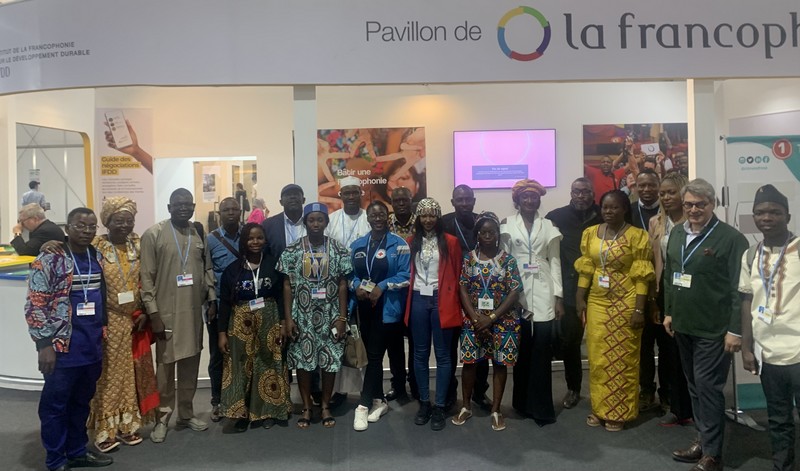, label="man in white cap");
[325,176,372,404]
